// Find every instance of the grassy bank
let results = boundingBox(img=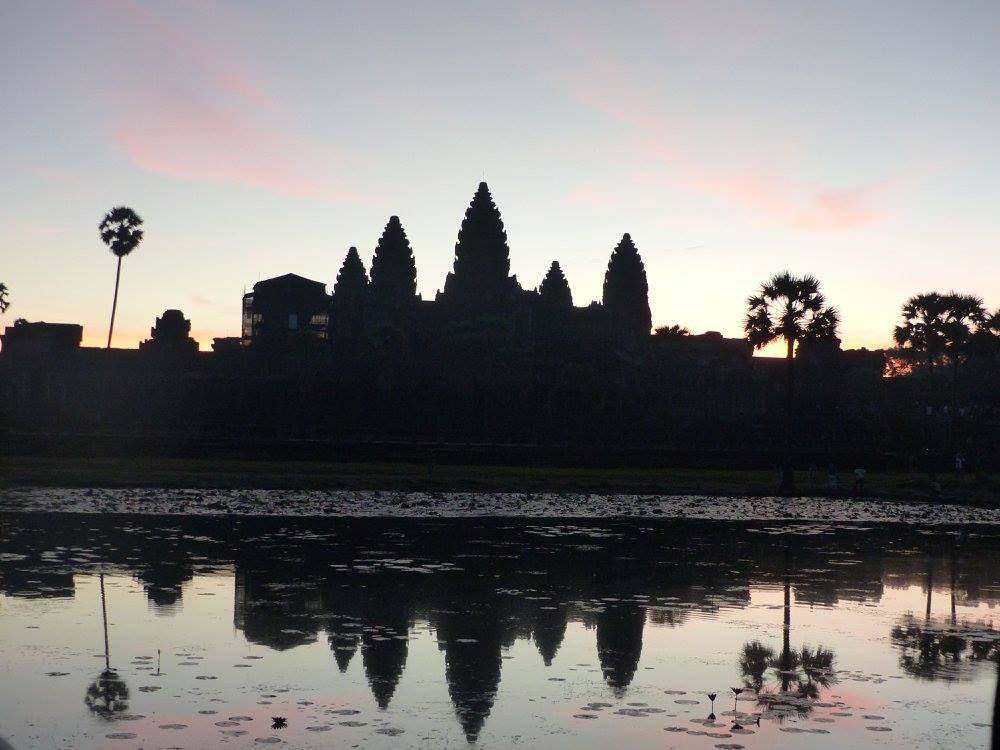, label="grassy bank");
[1,455,996,504]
